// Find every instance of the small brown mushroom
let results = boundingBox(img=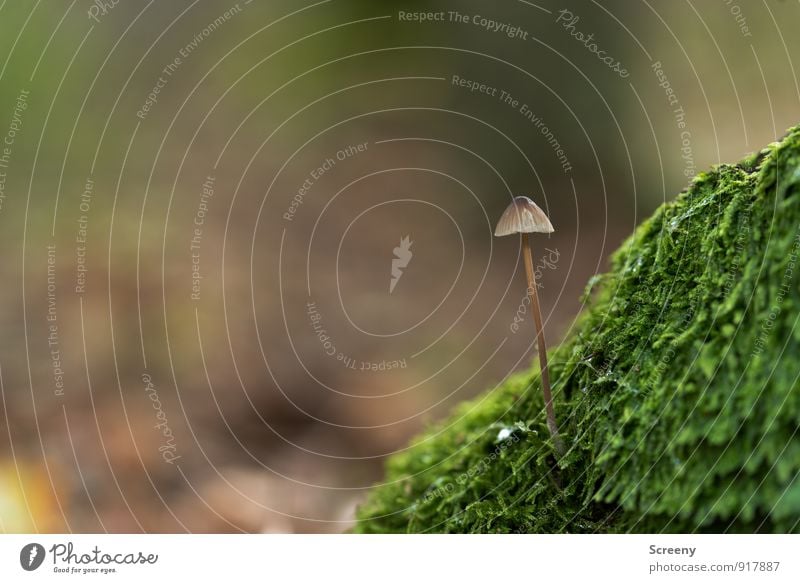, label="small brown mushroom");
[495,196,565,457]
